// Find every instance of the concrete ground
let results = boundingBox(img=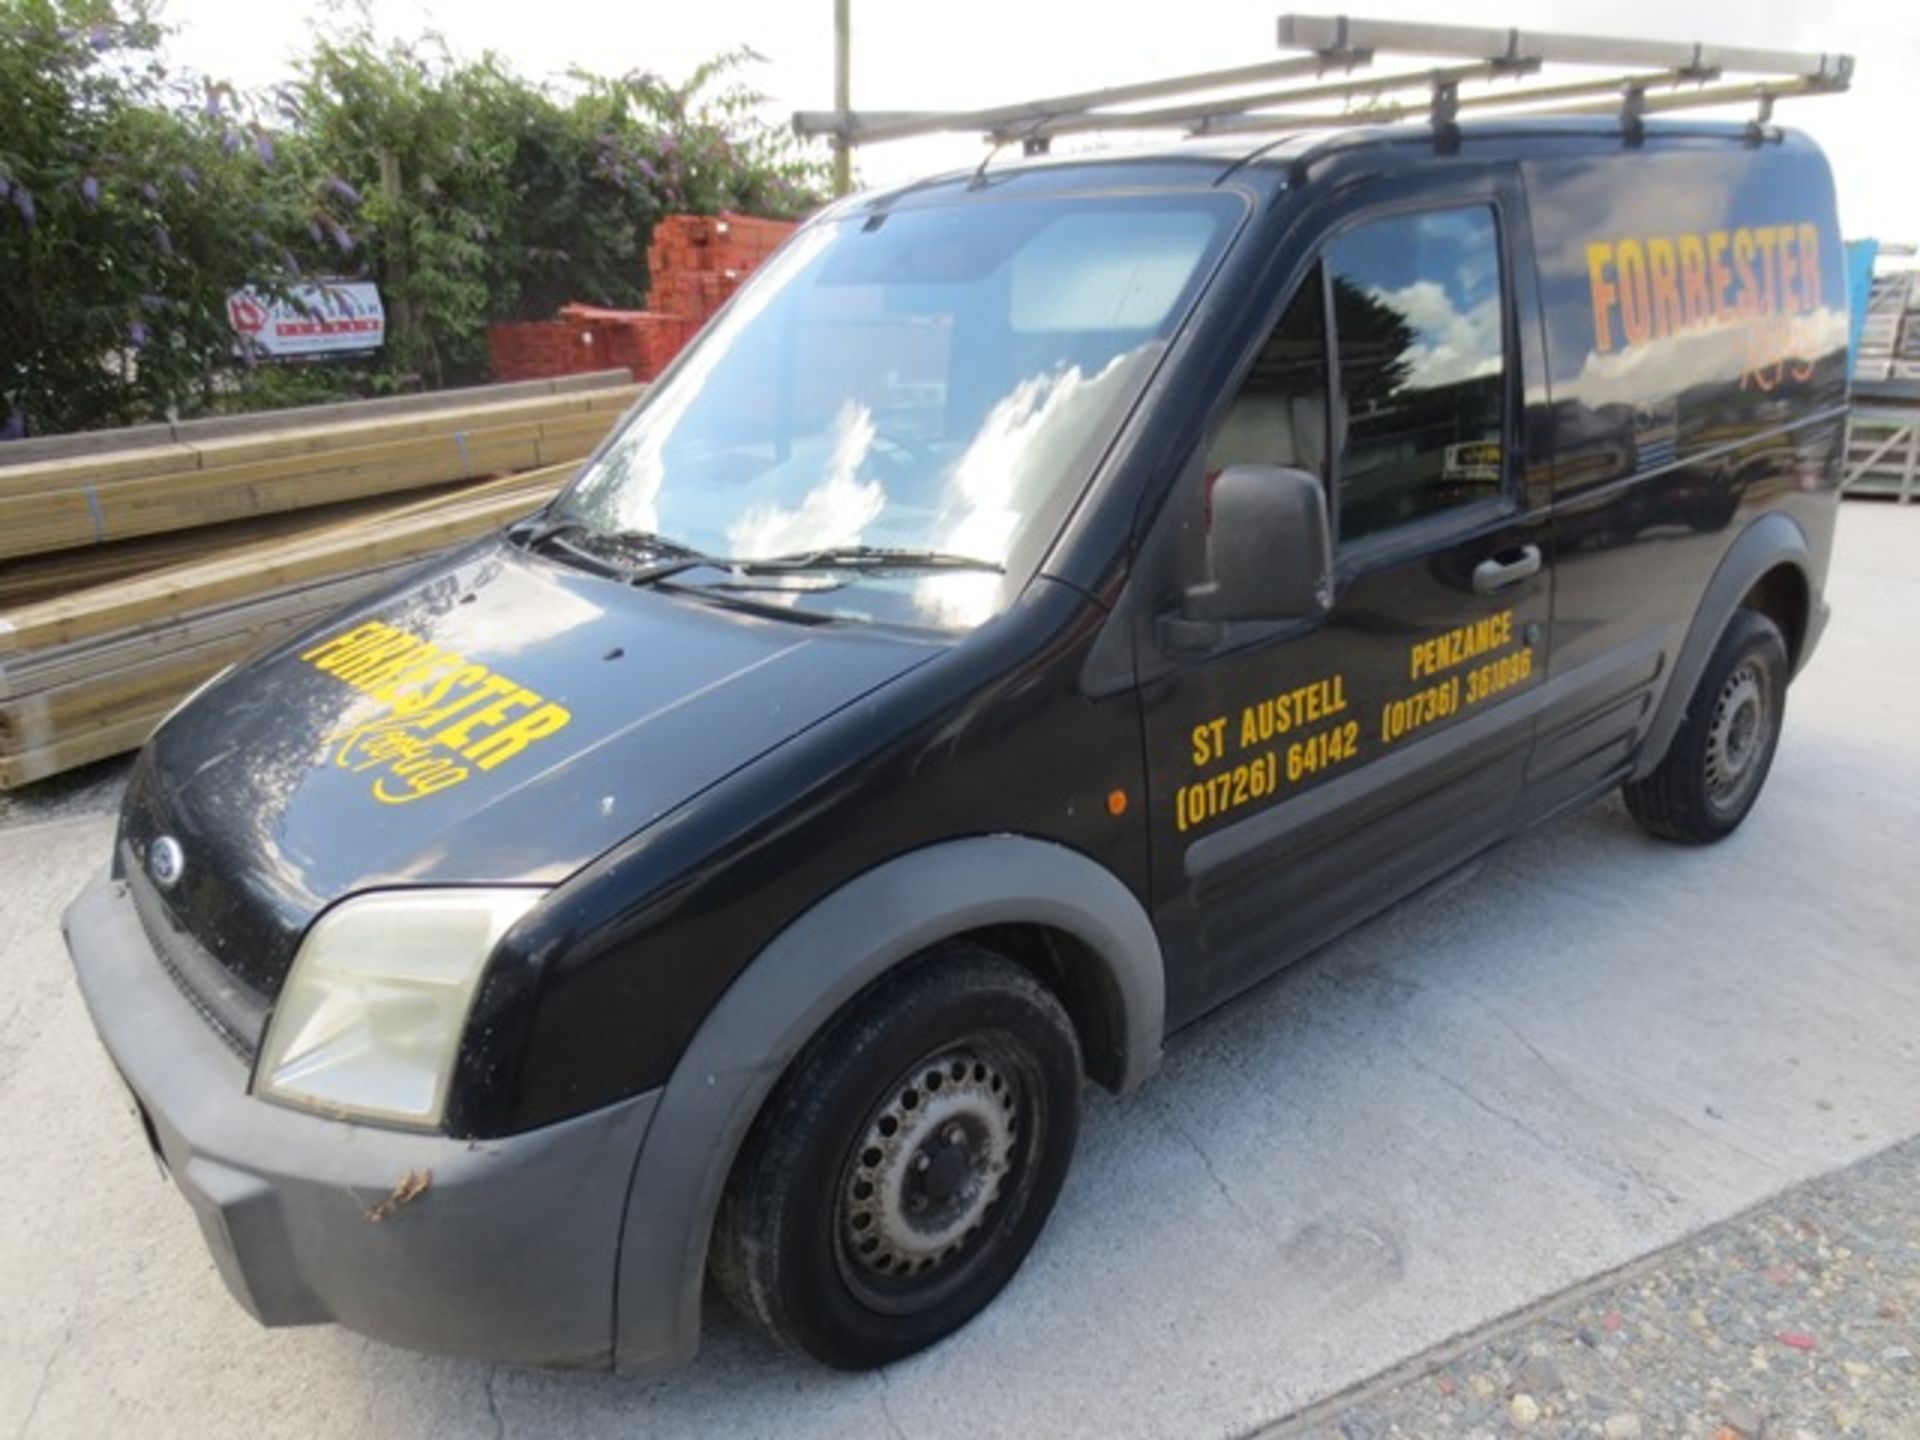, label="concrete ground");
[2,504,1917,1440]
